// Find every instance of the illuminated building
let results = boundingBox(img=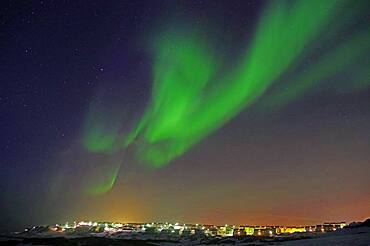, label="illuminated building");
[315,225,325,232]
[244,227,254,235]
[217,225,234,237]
[233,228,246,236]
[205,227,218,236]
[305,226,315,232]
[253,227,276,236]
[323,222,347,232]
[277,226,306,234]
